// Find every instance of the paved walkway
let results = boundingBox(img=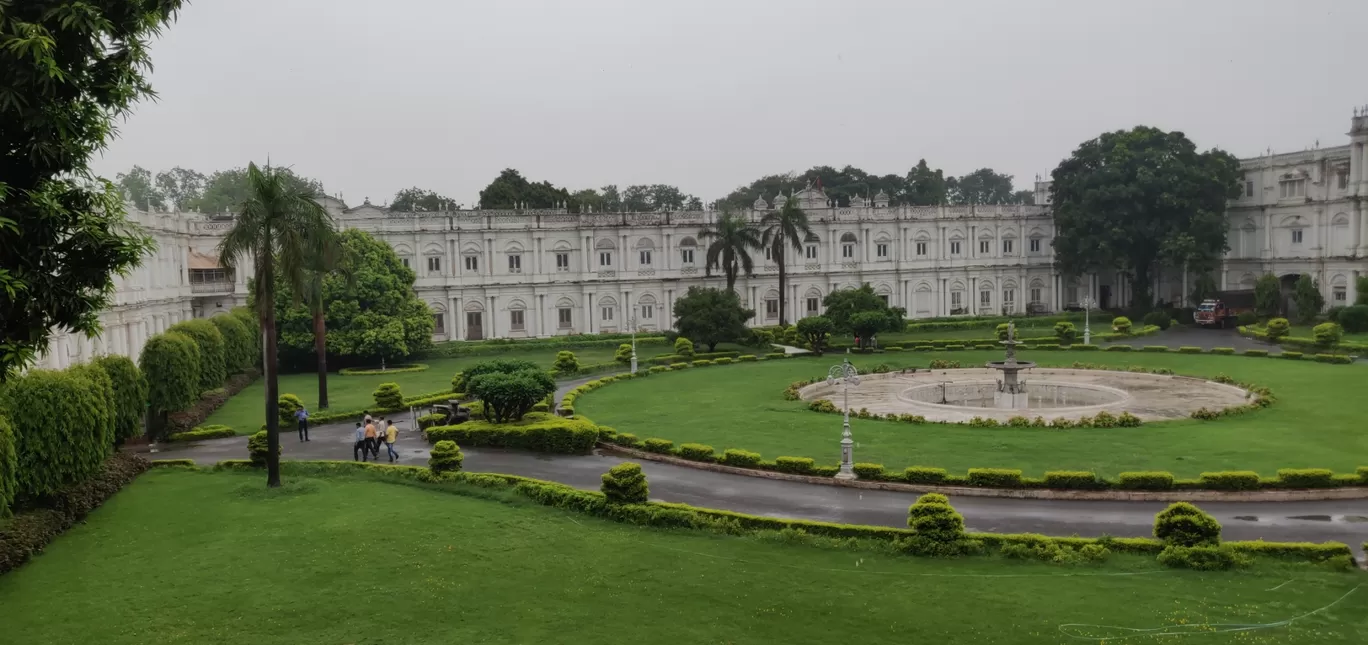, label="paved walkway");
[152,425,1368,559]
